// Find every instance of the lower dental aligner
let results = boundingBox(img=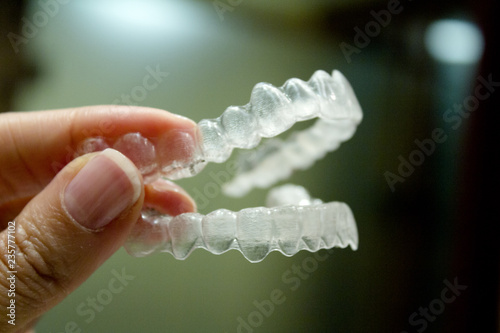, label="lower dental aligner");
[125,184,358,263]
[77,70,362,262]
